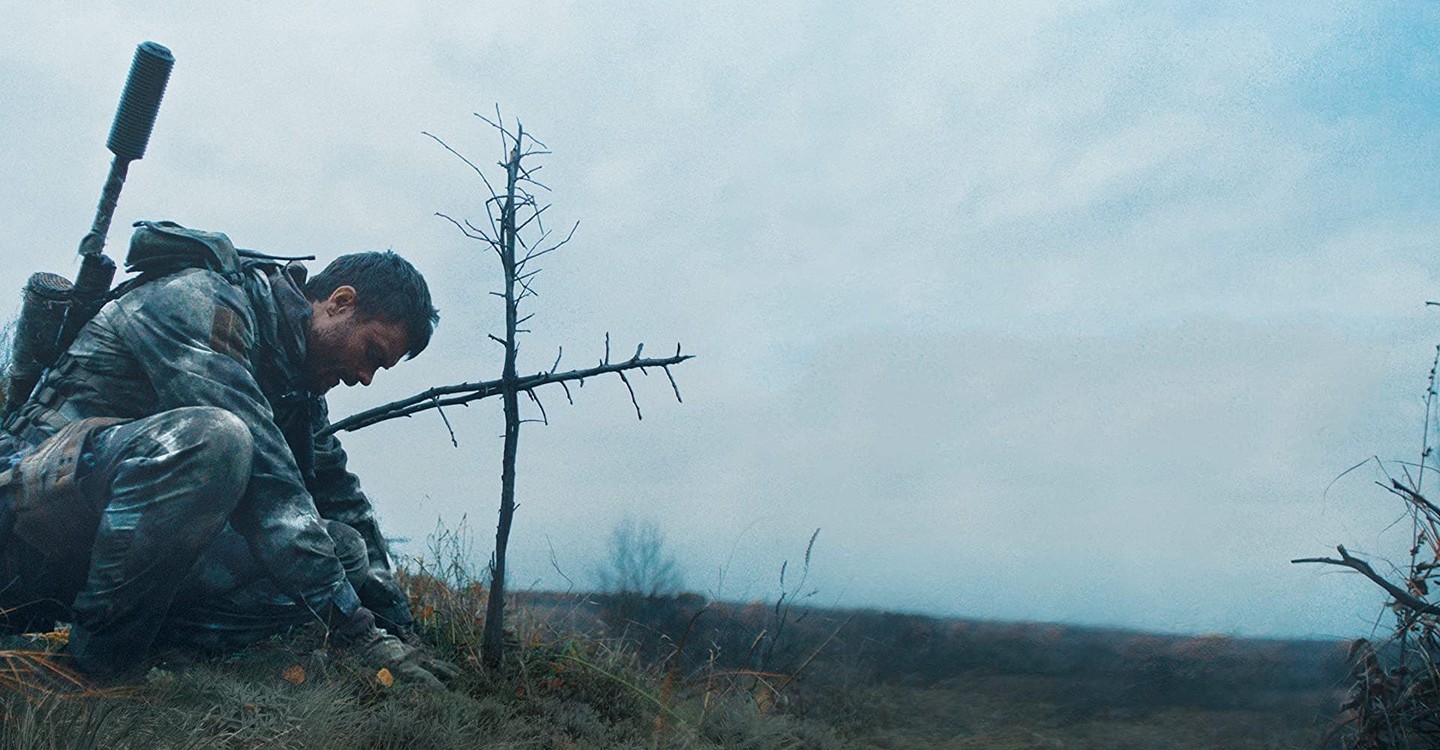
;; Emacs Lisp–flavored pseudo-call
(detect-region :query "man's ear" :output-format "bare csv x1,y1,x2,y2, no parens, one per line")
325,285,358,316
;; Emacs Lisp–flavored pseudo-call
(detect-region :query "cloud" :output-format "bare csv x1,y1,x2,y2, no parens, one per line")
1,1,1436,637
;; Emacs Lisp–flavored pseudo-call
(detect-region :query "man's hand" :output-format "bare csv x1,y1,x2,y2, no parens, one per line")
357,630,462,690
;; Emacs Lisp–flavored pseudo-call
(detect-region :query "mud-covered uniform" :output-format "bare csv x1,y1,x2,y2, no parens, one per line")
0,261,411,677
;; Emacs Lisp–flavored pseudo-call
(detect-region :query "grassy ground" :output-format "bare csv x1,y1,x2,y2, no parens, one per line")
0,569,1345,748
0,624,847,749
0,623,1343,749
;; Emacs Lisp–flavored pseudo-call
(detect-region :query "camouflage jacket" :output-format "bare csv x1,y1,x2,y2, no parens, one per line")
5,263,409,626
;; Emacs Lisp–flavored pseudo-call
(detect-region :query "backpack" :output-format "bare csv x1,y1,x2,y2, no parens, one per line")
119,220,313,289
1,221,311,424
123,220,244,282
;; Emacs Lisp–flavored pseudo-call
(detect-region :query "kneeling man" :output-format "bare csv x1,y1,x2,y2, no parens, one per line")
0,224,455,687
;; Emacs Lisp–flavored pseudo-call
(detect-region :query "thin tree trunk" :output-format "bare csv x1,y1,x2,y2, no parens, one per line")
481,126,524,671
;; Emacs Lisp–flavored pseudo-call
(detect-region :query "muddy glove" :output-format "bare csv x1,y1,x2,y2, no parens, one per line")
356,629,462,690
325,590,460,690
391,623,427,648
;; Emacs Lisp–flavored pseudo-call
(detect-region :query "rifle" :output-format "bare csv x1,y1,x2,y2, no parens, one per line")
3,42,173,417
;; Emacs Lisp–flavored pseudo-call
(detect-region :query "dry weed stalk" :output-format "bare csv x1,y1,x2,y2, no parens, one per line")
1295,344,1440,748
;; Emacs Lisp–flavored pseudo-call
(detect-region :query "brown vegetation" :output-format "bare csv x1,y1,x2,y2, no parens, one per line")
1293,346,1440,748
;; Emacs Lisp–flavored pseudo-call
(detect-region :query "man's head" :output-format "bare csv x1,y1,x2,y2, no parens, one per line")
302,251,439,393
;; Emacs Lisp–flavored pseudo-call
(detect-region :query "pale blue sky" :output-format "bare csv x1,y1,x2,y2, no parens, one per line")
1,1,1438,638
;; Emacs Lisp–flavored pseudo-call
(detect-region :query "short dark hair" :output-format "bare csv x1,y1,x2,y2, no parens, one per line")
304,251,439,359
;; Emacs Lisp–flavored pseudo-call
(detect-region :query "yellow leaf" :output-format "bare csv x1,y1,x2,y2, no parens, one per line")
753,686,774,715
26,627,70,647
282,665,306,685
419,605,435,619
376,667,394,687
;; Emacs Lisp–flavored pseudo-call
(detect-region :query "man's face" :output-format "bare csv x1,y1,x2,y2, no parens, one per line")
305,285,411,394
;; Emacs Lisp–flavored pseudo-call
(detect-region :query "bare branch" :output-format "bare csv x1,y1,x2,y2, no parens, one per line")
425,131,500,201
463,218,497,245
516,161,552,190
324,350,695,434
1293,545,1440,616
516,275,540,300
515,203,552,235
422,131,484,181
1386,480,1440,518
519,127,548,150
523,221,580,264
475,109,519,152
435,212,486,241
518,228,541,253
519,226,552,255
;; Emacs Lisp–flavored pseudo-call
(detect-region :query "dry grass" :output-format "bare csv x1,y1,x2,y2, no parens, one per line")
0,612,1341,750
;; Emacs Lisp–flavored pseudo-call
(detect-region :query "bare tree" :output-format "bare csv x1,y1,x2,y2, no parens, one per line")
596,517,684,599
327,111,692,670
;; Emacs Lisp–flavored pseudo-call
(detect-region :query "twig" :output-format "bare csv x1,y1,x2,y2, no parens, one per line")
525,388,549,426
435,212,485,241
522,221,579,264
1385,480,1440,518
618,370,642,420
776,614,853,690
433,395,458,447
663,366,683,403
422,132,485,182
545,536,574,593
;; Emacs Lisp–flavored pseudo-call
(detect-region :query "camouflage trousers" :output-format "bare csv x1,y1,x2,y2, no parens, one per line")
0,406,367,679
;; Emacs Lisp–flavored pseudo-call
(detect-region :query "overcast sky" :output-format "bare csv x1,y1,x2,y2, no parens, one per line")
2,2,1438,639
